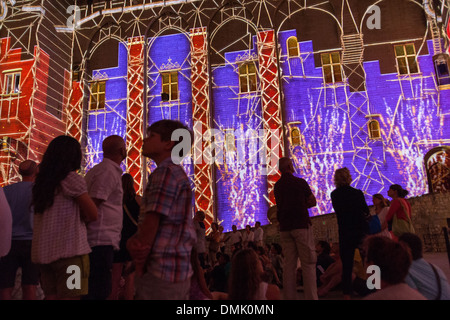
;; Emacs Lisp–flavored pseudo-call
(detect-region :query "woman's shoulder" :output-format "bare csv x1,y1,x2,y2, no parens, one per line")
60,171,87,194
332,186,362,197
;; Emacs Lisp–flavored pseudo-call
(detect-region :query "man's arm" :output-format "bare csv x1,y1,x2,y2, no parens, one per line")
127,211,161,276
75,193,98,223
306,192,317,208
91,198,104,208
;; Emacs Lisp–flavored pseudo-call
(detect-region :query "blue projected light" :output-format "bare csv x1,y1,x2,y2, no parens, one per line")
86,41,128,171
279,30,450,215
212,37,269,232
84,30,450,230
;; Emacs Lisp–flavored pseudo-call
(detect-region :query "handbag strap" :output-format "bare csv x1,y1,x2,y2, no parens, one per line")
397,198,412,223
124,204,138,226
430,263,442,300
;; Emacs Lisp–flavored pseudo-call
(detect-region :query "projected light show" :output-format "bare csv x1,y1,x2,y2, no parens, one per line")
1,0,450,233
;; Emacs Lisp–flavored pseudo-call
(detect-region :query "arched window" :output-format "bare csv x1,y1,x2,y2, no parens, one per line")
291,127,301,146
287,36,299,58
368,119,381,139
424,146,450,193
1,137,9,152
225,130,236,152
239,62,257,93
288,122,303,146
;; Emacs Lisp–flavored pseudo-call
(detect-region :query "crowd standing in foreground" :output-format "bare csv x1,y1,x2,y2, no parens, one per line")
0,124,449,300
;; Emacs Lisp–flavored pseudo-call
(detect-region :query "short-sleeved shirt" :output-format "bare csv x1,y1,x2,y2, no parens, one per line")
229,231,242,245
141,158,196,283
274,173,313,231
85,158,123,250
3,181,34,240
31,172,91,264
404,258,450,300
242,231,254,244
254,227,264,243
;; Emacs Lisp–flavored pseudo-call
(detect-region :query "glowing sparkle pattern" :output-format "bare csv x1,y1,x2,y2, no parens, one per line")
280,30,450,215
83,31,450,230
85,42,128,171
212,40,270,231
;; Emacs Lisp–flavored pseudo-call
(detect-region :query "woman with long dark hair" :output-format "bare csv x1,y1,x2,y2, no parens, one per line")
31,135,97,300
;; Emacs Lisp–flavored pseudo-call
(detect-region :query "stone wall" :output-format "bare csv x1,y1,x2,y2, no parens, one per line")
262,192,450,252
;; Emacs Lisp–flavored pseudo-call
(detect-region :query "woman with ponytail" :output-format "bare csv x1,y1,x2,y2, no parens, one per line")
386,184,415,241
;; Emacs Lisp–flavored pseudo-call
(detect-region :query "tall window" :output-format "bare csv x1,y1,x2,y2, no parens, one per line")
395,44,419,75
161,71,178,101
3,72,21,95
290,127,301,146
321,52,343,84
1,137,9,151
90,81,106,110
288,122,303,146
225,129,236,152
287,36,299,58
368,119,381,139
239,62,257,93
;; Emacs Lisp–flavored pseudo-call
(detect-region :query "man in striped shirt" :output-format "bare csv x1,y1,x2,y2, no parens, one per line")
127,120,196,300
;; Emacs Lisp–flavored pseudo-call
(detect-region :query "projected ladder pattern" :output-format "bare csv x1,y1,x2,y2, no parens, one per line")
258,30,283,206
127,36,145,195
190,27,215,228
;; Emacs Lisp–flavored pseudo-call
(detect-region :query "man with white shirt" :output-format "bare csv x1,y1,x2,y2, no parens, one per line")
83,135,126,300
242,225,254,248
227,225,242,254
253,221,264,247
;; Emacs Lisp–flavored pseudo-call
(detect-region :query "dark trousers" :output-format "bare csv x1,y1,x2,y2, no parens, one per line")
82,245,114,300
339,236,363,295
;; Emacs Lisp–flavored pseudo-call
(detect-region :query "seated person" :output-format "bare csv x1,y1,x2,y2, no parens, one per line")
399,233,450,300
315,240,335,286
208,253,230,293
363,236,426,300
317,245,345,297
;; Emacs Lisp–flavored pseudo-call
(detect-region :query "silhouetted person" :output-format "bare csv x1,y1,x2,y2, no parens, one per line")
274,157,318,300
84,135,126,300
331,167,369,299
1,160,39,300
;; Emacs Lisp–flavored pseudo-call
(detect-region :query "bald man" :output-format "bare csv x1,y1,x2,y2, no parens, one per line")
1,160,39,300
83,135,126,300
